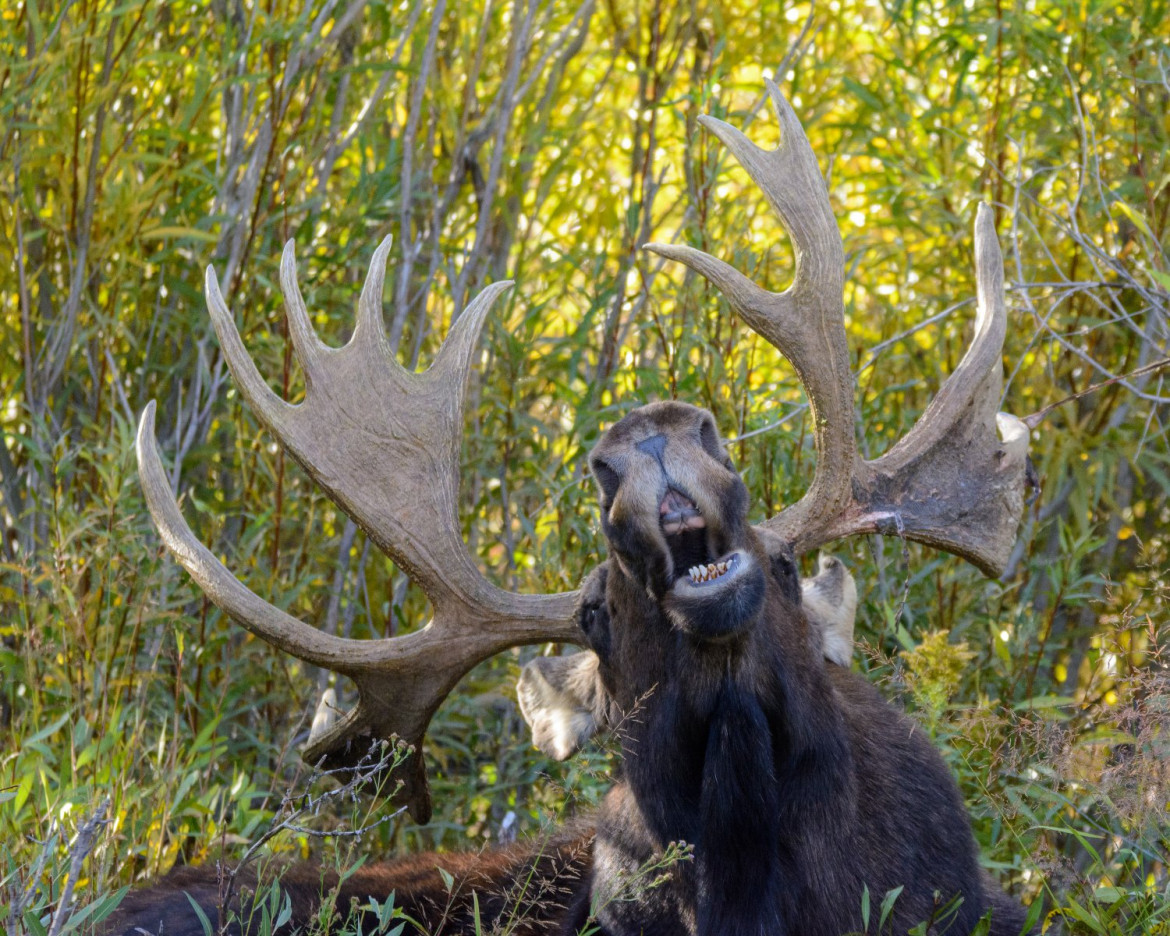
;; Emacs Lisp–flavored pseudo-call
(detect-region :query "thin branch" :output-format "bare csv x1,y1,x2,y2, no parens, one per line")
1023,358,1170,429
510,0,594,107
39,16,118,404
727,403,810,443
450,0,538,313
856,300,971,376
214,744,407,935
46,800,111,936
390,0,447,349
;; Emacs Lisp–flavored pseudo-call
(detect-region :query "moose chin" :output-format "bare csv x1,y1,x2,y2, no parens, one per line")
108,79,1034,936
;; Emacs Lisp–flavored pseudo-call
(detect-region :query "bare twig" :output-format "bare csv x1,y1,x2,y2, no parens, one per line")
214,743,408,935
6,823,59,936
1023,358,1170,429
450,0,538,313
856,300,972,376
312,0,423,203
39,20,118,404
727,403,810,442
390,0,447,350
46,799,111,936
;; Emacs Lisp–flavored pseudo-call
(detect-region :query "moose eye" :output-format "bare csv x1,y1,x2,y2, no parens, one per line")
591,458,621,500
699,419,730,466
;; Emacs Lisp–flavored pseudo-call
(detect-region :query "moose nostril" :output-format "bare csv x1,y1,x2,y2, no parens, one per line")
635,433,667,462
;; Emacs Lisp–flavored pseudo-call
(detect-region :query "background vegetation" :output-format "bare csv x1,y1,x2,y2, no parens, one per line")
1,0,1167,932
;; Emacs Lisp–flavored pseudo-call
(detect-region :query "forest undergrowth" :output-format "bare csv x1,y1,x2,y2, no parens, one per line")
1,0,1168,933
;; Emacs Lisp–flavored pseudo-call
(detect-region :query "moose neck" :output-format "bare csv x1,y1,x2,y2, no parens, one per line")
619,598,849,832
601,564,856,934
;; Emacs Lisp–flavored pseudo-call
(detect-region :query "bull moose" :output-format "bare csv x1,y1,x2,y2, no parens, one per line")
107,81,1034,935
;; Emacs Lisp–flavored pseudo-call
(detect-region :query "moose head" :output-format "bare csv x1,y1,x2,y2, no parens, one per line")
133,79,1034,934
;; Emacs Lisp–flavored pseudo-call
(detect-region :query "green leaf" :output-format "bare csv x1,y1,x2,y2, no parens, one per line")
24,910,49,936
274,890,293,930
140,226,218,243
1011,695,1077,711
1059,898,1109,933
1149,269,1170,291
184,892,214,936
879,885,904,928
57,888,131,934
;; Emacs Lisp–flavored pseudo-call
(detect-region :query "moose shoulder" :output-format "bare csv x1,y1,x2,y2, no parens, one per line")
112,79,1034,936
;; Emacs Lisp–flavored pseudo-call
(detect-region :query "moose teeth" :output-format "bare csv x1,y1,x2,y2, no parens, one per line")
688,560,730,584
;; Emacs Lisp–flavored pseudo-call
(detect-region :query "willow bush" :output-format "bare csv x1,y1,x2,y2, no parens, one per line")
1,0,1167,932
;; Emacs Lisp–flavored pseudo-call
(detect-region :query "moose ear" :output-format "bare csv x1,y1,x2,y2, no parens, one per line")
575,562,612,659
517,652,609,760
802,554,858,668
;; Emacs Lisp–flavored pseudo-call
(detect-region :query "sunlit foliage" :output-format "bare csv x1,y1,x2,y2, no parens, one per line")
1,0,1167,931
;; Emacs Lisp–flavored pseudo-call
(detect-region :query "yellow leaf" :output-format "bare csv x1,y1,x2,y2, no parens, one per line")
1112,201,1155,241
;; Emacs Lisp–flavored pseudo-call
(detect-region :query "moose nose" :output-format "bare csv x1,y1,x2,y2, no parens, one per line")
635,433,667,464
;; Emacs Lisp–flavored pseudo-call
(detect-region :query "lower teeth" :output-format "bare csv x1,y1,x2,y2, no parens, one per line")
688,561,730,583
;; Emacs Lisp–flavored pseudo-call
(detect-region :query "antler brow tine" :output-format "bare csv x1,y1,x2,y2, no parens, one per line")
136,401,368,674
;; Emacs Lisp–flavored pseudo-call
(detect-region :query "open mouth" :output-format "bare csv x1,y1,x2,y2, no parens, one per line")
657,486,764,640
658,488,740,590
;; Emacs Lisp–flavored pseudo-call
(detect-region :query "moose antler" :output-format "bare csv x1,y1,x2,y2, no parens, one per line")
646,80,1029,576
137,237,578,822
140,80,1028,824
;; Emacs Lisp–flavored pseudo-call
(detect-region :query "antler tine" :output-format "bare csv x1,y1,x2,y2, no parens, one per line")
137,402,370,674
279,240,327,382
818,204,1030,576
698,79,845,313
205,265,294,435
353,234,394,347
140,242,580,821
878,205,1006,469
646,80,857,552
431,280,514,389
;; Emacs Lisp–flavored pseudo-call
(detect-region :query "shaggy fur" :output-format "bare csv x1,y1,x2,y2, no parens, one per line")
569,401,1031,936
104,828,592,936
104,401,1031,936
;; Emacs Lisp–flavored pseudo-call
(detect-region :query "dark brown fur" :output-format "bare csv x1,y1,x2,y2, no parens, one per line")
568,402,1032,936
103,401,1032,936
104,827,592,936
